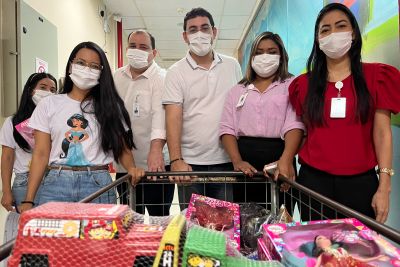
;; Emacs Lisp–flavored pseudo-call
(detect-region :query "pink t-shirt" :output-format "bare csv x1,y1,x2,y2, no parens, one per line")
220,77,304,139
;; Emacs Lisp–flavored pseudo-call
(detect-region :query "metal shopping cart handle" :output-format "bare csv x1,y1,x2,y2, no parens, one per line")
143,171,272,182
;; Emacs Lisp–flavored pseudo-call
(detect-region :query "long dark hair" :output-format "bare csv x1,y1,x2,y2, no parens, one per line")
60,41,134,161
304,3,371,126
12,72,57,152
240,31,292,86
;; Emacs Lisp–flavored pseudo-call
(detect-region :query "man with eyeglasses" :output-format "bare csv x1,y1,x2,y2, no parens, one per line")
162,7,242,207
114,30,174,216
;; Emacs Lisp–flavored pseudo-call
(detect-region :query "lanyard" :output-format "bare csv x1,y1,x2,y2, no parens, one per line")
335,81,343,97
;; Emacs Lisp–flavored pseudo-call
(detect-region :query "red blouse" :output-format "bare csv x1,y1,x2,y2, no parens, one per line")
289,63,400,175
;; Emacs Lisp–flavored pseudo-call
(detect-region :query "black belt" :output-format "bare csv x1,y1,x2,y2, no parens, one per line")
48,165,109,171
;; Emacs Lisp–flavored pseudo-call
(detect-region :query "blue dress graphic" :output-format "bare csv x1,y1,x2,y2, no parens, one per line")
65,131,89,165
60,114,90,166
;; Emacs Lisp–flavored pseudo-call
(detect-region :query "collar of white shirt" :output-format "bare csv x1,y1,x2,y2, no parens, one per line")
185,50,223,70
122,61,159,80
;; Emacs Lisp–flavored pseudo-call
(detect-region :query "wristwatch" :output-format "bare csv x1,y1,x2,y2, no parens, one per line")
376,168,395,176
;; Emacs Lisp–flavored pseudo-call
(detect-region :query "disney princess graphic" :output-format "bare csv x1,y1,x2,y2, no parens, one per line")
60,114,89,165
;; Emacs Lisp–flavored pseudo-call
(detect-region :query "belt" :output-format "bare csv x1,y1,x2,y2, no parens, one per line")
48,165,109,171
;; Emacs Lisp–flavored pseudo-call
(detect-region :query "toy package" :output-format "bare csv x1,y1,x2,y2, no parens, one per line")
15,118,34,148
186,194,240,250
257,238,273,261
263,218,400,266
240,203,293,255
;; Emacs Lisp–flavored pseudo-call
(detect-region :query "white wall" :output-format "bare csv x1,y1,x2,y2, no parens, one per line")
23,0,117,78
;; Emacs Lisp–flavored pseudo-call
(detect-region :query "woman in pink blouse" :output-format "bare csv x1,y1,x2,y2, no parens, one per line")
219,31,305,205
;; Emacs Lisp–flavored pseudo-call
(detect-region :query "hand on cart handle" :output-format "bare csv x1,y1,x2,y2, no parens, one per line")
128,166,146,186
371,188,390,223
263,160,296,192
233,160,257,177
170,159,194,184
147,150,166,181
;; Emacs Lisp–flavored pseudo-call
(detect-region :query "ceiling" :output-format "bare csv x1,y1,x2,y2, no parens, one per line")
103,0,261,68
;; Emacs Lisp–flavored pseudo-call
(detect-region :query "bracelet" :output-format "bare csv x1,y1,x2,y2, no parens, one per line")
21,201,35,206
376,168,395,176
170,158,184,165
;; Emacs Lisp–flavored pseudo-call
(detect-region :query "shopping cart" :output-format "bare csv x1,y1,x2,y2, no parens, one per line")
1,171,399,266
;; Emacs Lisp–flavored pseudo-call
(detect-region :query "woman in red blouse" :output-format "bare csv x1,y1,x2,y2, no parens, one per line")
289,3,400,223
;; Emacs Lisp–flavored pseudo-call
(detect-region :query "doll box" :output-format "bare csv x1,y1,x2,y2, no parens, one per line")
263,218,400,266
185,193,240,250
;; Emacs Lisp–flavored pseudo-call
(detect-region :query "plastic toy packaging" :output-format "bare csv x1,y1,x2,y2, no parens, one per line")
186,194,240,250
15,118,34,148
240,204,293,255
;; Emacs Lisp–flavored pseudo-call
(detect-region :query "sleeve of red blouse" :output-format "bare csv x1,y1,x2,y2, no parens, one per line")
288,76,305,116
375,63,400,114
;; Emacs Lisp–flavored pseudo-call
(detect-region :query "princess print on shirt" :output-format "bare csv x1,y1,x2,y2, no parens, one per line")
60,114,90,166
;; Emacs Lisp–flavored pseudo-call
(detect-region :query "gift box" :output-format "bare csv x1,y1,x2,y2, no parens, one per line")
186,193,240,250
263,218,400,266
257,238,273,261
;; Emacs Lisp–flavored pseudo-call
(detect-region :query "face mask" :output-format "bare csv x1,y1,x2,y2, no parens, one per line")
251,54,280,78
32,90,54,105
188,31,212,56
319,31,352,59
126,48,150,69
69,64,101,90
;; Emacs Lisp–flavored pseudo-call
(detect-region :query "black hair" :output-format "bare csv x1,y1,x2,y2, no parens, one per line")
183,7,215,31
311,235,342,257
60,41,135,161
66,114,88,128
304,3,371,126
240,31,292,86
127,30,156,49
12,72,57,152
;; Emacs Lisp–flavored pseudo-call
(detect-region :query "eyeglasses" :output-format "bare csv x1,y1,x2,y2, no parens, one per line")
186,25,212,35
72,58,103,72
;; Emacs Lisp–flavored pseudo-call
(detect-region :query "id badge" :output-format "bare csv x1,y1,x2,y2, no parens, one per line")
236,92,248,108
330,97,346,118
133,103,140,117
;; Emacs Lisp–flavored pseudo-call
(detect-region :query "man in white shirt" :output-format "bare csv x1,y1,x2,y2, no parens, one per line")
114,30,173,216
162,8,242,207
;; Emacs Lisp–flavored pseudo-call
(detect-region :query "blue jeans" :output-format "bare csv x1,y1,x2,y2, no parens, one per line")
178,163,233,210
12,172,41,207
38,169,116,205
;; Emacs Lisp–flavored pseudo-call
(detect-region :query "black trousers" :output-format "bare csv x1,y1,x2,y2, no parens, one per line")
297,164,378,221
116,165,175,216
235,137,294,212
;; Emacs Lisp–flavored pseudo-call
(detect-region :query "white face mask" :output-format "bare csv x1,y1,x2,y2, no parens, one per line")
32,89,54,105
188,31,212,56
126,48,150,69
69,64,101,90
319,31,352,59
251,54,280,78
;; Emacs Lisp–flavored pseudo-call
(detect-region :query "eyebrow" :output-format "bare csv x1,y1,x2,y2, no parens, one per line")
188,23,210,29
320,19,348,28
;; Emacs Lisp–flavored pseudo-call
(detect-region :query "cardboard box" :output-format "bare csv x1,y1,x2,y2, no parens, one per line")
263,218,400,266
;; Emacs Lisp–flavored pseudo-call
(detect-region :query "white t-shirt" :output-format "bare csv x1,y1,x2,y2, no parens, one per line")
114,62,168,170
162,51,243,165
29,94,115,166
0,116,32,173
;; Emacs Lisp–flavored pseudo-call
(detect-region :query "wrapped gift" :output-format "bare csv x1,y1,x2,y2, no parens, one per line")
258,238,273,261
186,193,240,250
263,218,400,266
